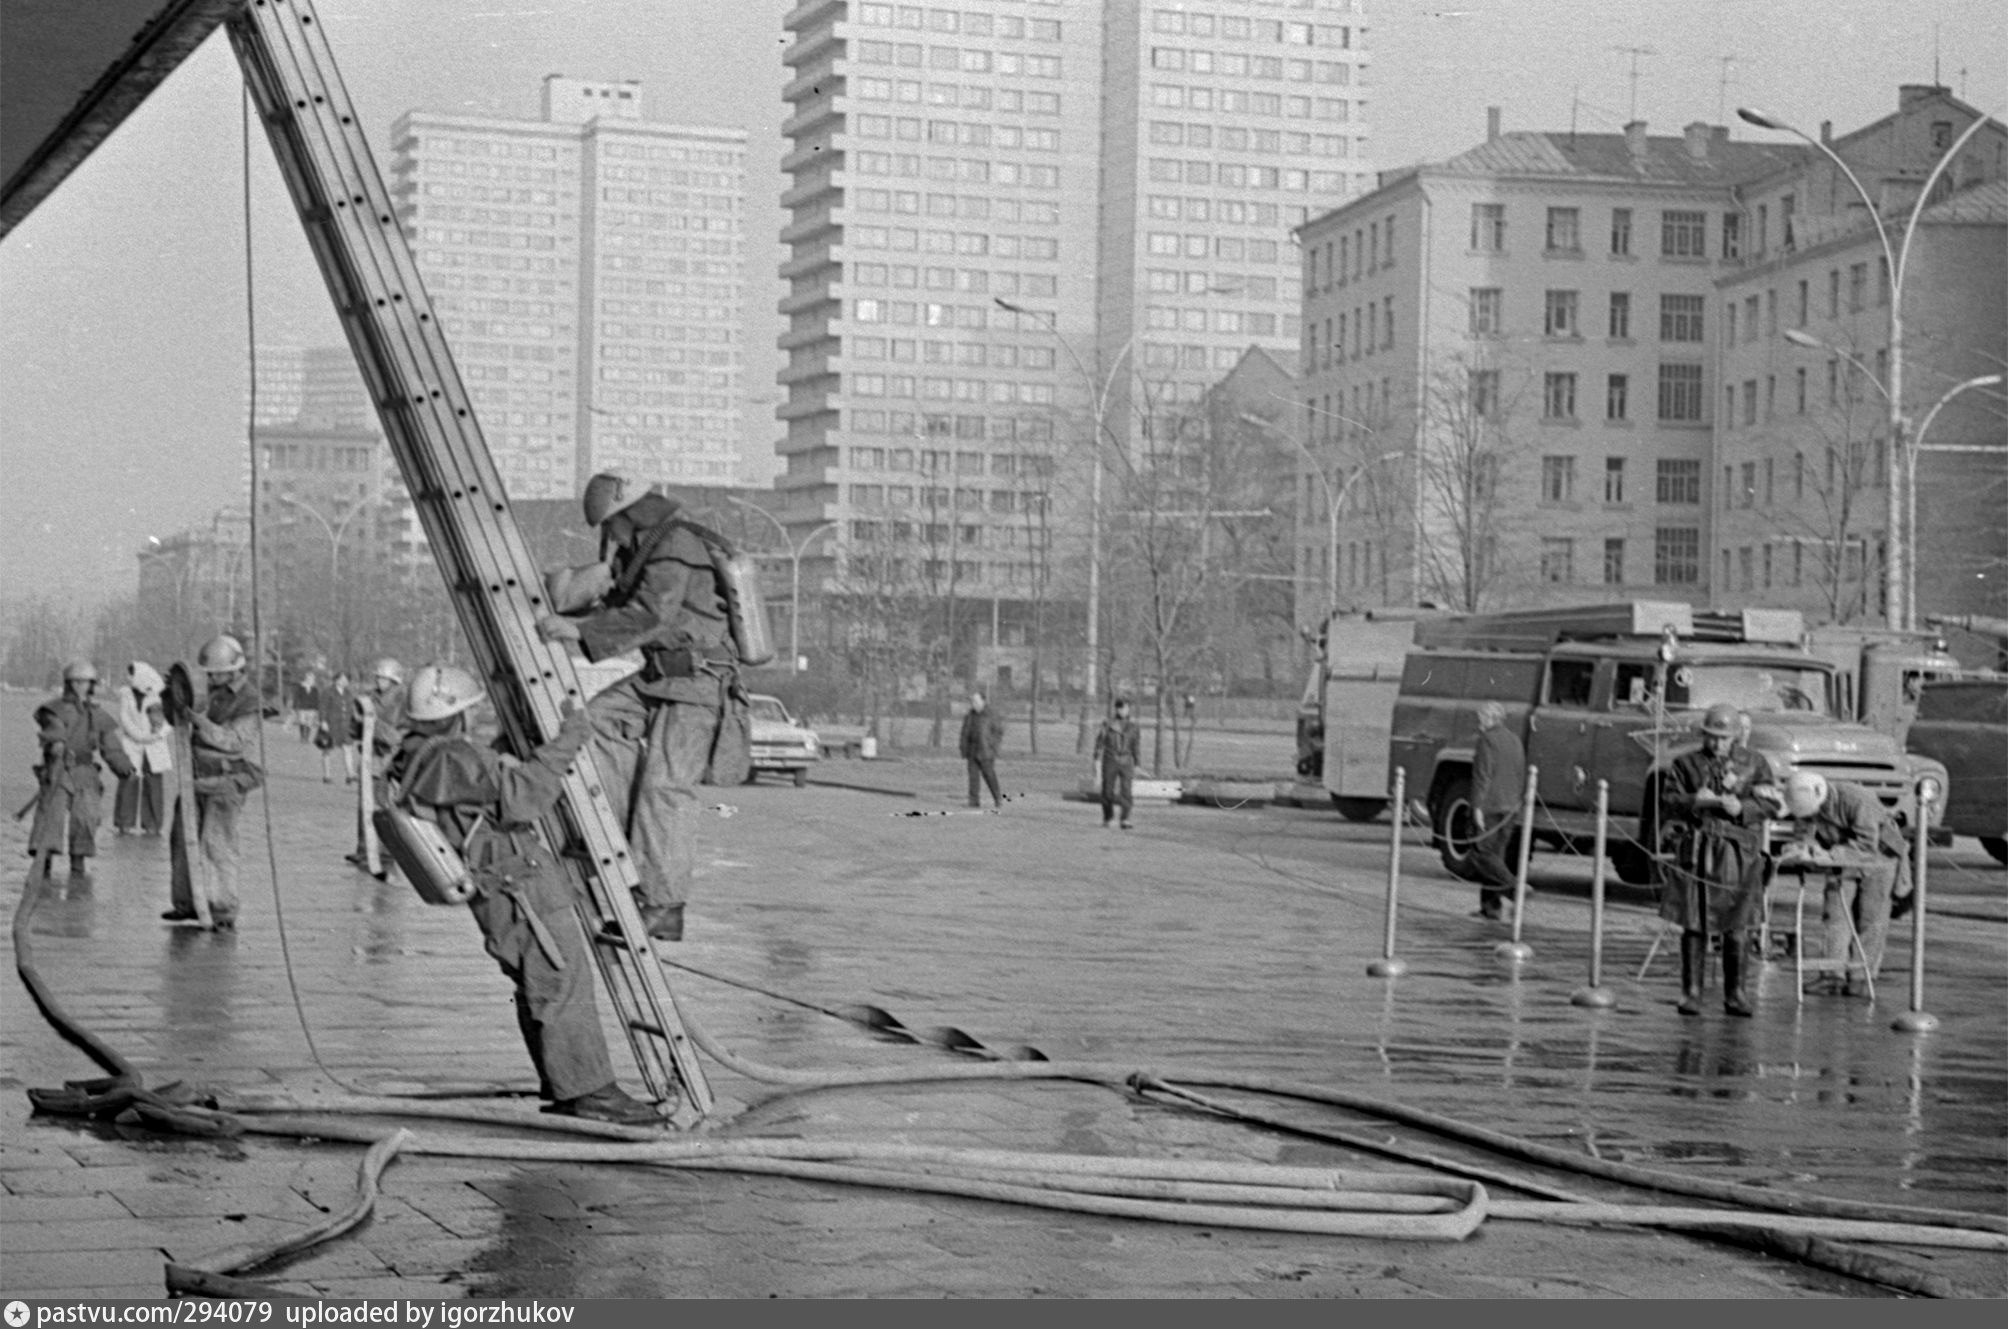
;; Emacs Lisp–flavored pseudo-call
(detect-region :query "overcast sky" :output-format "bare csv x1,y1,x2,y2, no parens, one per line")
2,0,2002,610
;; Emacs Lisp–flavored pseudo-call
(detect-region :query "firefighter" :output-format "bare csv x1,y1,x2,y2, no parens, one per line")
28,660,135,879
536,471,738,942
1657,702,1779,1017
1779,771,1910,995
1469,700,1527,920
387,663,664,1126
348,657,407,868
164,634,264,931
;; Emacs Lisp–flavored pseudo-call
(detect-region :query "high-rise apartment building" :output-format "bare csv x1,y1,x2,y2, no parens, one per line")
777,0,1370,667
389,78,749,500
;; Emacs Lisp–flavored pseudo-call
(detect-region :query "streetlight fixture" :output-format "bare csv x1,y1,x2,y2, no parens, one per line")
1782,328,2005,624
727,495,839,673
1737,103,2001,629
1240,411,1402,620
995,296,1131,711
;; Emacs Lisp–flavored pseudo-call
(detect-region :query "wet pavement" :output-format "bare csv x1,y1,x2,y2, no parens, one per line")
2,693,2004,1299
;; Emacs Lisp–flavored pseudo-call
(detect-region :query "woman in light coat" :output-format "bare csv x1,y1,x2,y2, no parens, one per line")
114,661,173,835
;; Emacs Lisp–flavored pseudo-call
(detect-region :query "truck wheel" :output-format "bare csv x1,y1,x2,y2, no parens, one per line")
1983,836,2007,866
1332,796,1386,823
1433,776,1482,881
793,768,809,788
1610,844,1655,886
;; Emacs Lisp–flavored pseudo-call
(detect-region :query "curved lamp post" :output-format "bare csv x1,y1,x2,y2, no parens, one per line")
1737,104,2001,630
1240,411,1401,619
728,495,838,672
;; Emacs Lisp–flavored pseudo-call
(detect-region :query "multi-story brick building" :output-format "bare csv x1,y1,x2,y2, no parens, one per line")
1713,87,2006,627
389,77,749,500
777,0,1369,689
1296,111,1809,617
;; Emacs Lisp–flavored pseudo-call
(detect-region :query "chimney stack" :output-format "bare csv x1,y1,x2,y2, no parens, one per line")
1820,120,1833,144
1487,106,1502,142
1899,83,1947,111
1624,120,1649,157
1683,121,1711,160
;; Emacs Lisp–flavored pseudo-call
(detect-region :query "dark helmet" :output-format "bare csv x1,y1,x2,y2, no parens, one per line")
1700,702,1740,738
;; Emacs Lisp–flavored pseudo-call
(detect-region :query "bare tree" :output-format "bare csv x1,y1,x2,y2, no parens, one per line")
1782,383,1885,624
1411,351,1538,612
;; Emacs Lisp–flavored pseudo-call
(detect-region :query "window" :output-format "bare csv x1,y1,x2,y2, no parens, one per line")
1721,212,1742,259
1545,207,1581,253
1657,363,1704,421
1471,203,1506,252
1795,279,1809,327
1764,457,1775,506
1763,543,1774,589
1604,456,1626,502
1661,210,1707,258
1656,458,1701,504
1739,546,1755,590
1544,372,1578,419
1781,195,1796,251
1469,369,1500,418
1659,294,1704,342
1743,295,1759,342
1603,538,1626,585
1739,461,1757,507
1543,289,1579,337
1726,301,1737,345
1606,374,1629,421
1469,287,1503,336
1795,368,1807,414
1541,454,1576,502
1541,539,1576,585
1794,451,1806,500
1610,208,1632,256
1848,262,1867,311
1742,379,1757,426
1654,527,1701,585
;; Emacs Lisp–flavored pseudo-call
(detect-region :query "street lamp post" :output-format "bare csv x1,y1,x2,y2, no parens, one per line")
1738,104,2001,630
277,493,369,664
995,298,1130,716
1240,412,1401,620
727,496,839,673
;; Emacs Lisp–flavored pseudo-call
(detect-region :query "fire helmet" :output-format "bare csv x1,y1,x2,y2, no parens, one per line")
1699,702,1740,738
198,634,247,673
582,470,647,526
63,658,99,684
406,664,485,722
370,657,405,687
1782,770,1829,819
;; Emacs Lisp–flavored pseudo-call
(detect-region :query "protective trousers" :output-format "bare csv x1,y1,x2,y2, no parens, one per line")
29,766,103,859
1823,860,1896,982
466,871,617,1102
585,680,719,910
189,792,242,919
1679,929,1751,1014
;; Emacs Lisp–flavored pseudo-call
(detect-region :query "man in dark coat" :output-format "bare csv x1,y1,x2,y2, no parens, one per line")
1093,697,1142,829
1780,771,1910,994
387,663,662,1126
538,471,736,941
958,688,1005,809
1469,700,1525,920
1657,702,1779,1016
29,659,135,879
164,634,264,931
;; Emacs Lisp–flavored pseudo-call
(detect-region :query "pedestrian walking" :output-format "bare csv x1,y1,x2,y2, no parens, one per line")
317,672,357,784
1093,697,1141,829
1778,771,1910,994
385,664,663,1126
536,471,746,942
349,657,406,869
959,688,1005,809
162,634,263,932
113,661,172,836
1657,702,1779,1017
27,660,135,879
1469,700,1525,921
294,669,321,743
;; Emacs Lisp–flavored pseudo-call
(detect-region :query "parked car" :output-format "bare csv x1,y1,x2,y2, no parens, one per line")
747,693,820,786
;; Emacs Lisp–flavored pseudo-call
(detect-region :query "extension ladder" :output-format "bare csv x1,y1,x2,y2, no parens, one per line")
227,0,712,1118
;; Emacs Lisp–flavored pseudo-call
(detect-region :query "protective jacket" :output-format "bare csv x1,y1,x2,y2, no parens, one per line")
1658,745,1770,933
570,496,734,706
1798,780,1908,860
192,680,264,798
1093,716,1141,773
36,695,135,788
959,707,1004,762
359,684,409,759
1471,724,1526,816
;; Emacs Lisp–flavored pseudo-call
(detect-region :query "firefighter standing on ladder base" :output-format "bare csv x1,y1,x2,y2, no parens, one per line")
1656,701,1781,1017
537,471,747,944
387,664,666,1126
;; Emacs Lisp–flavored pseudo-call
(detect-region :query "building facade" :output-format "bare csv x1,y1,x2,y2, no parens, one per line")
1713,88,2007,627
389,78,749,500
1297,112,1806,617
777,0,1370,691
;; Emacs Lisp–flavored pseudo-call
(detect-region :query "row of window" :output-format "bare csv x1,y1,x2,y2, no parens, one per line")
1719,444,1886,510
847,410,1055,443
1150,9,1357,45
853,42,1064,78
1304,215,1394,290
851,445,1054,475
1143,306,1281,336
1148,46,1354,84
1724,262,1891,344
848,337,1058,369
1537,456,1703,506
849,78,1065,115
852,152,1062,189
849,191,1066,228
849,374,1058,404
1146,269,1282,299
1147,121,1355,157
851,116,1060,150
1532,532,1704,586
1305,297,1394,366
597,143,741,167
595,166,739,188
853,6,1063,41
1146,158,1347,192
1147,83,1356,122
1721,359,1885,429
849,264,1057,298
1466,364,1706,423
1468,204,1720,261
848,486,1051,517
1718,539,1880,595
1144,196,1290,235
405,160,565,185
840,550,1047,588
1463,288,1705,342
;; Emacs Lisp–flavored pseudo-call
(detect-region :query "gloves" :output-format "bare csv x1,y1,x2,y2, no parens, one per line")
533,703,596,774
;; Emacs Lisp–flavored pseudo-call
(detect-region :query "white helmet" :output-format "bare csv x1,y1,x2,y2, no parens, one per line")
63,658,100,684
370,657,405,687
1783,770,1829,820
406,664,485,722
198,634,247,673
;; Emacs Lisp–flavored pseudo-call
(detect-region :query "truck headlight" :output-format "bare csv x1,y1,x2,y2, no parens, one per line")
1916,774,1943,806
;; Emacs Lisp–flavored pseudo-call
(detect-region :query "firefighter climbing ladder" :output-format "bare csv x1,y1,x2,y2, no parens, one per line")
227,0,713,1117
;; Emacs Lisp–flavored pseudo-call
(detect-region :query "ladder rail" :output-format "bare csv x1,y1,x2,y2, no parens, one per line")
227,0,712,1116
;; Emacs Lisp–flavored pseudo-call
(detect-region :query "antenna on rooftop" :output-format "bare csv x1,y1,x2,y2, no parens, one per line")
1933,23,1941,85
1612,44,1656,122
1715,55,1738,123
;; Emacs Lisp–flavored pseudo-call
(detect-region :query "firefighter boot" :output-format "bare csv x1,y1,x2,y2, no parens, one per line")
1722,933,1755,1018
1677,930,1706,1016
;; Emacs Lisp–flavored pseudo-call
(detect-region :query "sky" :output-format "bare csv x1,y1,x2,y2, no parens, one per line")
1,0,2002,610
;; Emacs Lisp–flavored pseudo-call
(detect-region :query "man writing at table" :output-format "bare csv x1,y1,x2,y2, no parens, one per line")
1777,771,1913,997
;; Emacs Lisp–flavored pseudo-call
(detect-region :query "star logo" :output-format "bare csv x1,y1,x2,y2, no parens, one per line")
5,1300,32,1327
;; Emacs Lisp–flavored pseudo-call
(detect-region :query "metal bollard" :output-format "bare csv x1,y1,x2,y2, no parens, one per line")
1571,780,1616,1008
1891,791,1939,1033
1368,767,1409,977
1495,765,1537,964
